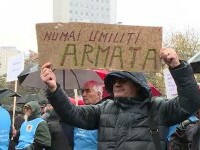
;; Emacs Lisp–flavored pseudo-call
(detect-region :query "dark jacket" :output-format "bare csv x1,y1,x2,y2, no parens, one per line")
46,61,200,150
44,109,73,150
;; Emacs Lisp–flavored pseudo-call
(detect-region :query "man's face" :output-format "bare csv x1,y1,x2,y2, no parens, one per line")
82,85,100,105
113,78,139,97
23,105,32,117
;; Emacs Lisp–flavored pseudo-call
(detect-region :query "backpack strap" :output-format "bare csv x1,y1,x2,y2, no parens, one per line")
148,102,163,150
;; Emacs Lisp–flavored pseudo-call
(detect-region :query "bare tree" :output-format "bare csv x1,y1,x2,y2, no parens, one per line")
163,28,200,60
148,28,200,96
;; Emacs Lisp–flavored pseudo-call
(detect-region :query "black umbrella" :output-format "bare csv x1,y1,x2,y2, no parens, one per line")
188,52,200,73
17,93,48,105
17,64,105,90
17,63,39,85
0,88,21,100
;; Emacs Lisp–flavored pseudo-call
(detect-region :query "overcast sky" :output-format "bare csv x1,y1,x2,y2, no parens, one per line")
1,0,200,52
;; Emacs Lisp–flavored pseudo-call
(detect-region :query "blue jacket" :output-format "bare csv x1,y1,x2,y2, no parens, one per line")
74,128,97,150
16,118,44,149
0,106,11,150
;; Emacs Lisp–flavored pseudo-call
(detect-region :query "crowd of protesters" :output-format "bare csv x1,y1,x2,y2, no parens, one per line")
0,47,200,150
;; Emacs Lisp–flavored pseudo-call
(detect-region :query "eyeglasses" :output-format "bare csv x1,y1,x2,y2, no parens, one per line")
113,78,129,84
23,106,31,111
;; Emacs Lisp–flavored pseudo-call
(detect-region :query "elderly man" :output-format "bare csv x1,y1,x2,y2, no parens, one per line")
40,48,200,150
73,80,104,150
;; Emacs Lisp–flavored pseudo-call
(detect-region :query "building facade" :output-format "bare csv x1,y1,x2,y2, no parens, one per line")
53,0,117,24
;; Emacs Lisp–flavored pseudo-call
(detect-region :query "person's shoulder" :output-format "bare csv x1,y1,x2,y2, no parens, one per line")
101,98,114,104
151,96,167,107
95,98,114,109
37,118,48,127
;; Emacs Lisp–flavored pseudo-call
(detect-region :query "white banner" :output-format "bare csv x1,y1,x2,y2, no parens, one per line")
6,53,24,82
163,68,177,99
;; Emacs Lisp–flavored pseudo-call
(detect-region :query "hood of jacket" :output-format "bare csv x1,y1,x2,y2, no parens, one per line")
24,101,41,120
104,71,151,99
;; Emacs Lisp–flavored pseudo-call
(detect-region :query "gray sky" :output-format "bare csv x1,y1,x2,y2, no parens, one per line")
1,0,200,52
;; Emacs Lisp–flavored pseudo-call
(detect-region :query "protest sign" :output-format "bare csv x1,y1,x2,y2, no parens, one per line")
163,68,177,99
36,22,162,72
7,53,24,82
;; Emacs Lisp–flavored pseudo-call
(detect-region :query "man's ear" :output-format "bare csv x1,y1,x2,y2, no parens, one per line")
97,92,101,98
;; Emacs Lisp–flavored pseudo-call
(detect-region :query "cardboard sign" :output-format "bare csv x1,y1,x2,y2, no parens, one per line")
36,22,162,72
7,53,24,82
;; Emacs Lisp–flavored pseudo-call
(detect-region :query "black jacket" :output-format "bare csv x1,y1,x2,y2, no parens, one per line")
46,61,200,150
44,110,73,150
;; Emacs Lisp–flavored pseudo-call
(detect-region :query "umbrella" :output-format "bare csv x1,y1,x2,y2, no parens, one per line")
68,97,84,105
16,93,48,105
0,88,21,100
18,64,108,90
148,83,162,97
18,64,161,96
188,51,200,73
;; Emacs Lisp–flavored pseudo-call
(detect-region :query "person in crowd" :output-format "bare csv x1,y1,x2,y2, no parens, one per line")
167,108,200,150
8,105,24,150
42,103,73,150
13,101,51,150
39,100,48,115
73,80,104,150
9,105,24,130
0,103,11,150
0,88,21,150
40,48,200,150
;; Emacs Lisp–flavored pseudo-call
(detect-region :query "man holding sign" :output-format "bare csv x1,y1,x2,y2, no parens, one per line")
40,48,200,150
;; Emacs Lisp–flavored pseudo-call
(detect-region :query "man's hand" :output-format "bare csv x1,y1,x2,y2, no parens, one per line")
160,48,180,68
12,126,17,137
40,62,57,92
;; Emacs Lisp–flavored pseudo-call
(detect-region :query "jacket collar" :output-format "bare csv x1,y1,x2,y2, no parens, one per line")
114,97,151,109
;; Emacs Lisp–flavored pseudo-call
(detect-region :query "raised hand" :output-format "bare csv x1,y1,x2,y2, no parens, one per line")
160,48,180,68
40,62,57,92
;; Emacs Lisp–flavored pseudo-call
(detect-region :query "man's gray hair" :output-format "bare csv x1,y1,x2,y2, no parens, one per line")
83,80,104,99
